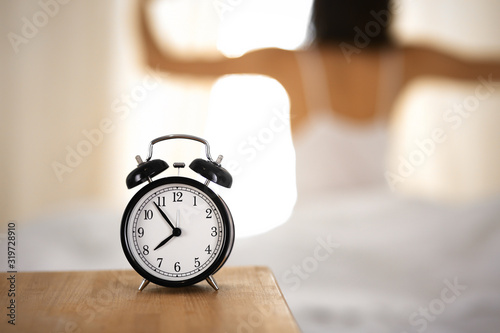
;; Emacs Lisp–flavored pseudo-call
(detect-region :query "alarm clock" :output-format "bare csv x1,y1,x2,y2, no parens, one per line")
120,134,234,291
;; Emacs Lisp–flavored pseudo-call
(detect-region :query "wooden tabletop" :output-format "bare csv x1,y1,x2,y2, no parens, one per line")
1,266,300,333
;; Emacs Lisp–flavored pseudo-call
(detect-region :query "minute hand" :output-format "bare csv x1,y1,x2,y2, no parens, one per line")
153,202,175,230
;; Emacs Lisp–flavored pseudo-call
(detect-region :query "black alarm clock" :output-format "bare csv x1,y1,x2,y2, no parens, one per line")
120,134,234,291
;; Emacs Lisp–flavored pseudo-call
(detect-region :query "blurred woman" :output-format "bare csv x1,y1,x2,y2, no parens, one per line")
137,0,500,133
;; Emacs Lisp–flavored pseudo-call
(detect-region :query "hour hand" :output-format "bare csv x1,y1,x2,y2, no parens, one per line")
154,233,175,251
153,227,181,251
153,202,175,230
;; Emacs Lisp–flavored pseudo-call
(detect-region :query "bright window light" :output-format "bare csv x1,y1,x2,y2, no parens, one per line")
149,0,313,58
216,0,314,57
204,75,296,238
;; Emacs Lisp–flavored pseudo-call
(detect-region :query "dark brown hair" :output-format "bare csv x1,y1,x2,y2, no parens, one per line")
311,0,392,46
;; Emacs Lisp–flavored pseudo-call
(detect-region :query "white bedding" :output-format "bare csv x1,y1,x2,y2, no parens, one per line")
229,186,500,332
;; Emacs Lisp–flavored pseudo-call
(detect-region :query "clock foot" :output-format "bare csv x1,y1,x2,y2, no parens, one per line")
138,278,150,292
206,275,219,291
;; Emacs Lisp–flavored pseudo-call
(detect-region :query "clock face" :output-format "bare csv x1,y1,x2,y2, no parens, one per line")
121,176,234,287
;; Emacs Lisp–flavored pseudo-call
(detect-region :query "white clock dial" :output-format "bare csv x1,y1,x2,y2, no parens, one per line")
126,183,224,281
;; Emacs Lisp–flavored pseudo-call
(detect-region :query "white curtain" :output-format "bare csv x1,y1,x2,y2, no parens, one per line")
1,0,126,222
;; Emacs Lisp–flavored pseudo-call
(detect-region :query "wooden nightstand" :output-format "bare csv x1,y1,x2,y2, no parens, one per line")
1,266,300,332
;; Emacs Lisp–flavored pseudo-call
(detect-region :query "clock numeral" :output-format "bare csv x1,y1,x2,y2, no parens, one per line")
156,196,166,207
142,245,149,255
211,227,218,237
174,261,181,272
144,210,153,220
157,258,163,268
205,245,212,254
206,208,212,219
173,192,183,202
137,227,144,238
194,257,200,268
193,196,197,206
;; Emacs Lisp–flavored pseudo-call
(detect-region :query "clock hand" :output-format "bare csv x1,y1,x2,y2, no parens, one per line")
153,202,175,230
153,227,182,251
153,233,174,251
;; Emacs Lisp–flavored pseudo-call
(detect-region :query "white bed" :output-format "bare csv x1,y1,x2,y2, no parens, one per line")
229,185,500,332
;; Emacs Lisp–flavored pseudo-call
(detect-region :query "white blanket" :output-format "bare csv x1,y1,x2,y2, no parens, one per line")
229,186,500,332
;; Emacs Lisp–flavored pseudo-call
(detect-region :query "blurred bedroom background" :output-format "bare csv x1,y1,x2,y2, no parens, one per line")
2,0,498,237
1,0,500,332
